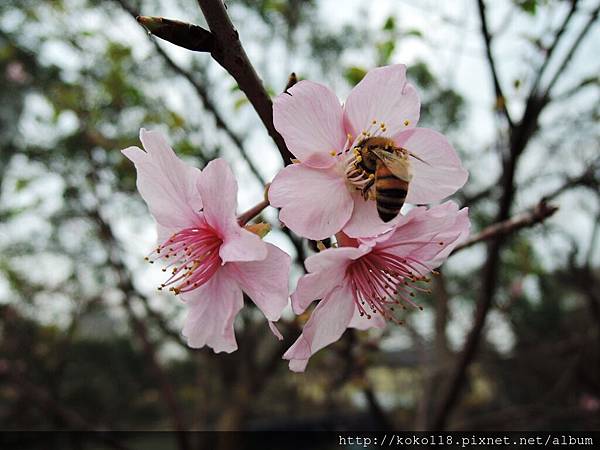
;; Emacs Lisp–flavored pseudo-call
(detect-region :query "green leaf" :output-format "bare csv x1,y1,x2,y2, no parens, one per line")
344,66,367,87
405,28,423,38
167,111,185,129
407,61,435,88
234,96,249,110
383,16,395,31
15,178,30,191
377,40,395,65
514,0,538,15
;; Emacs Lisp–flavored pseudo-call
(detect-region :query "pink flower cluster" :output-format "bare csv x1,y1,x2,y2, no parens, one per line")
123,64,470,371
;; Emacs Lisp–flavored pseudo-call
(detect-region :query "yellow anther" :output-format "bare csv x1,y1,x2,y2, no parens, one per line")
403,119,410,126
330,150,337,156
371,119,377,125
347,133,353,140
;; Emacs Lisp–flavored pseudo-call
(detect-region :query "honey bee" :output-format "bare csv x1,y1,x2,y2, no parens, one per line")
349,136,425,222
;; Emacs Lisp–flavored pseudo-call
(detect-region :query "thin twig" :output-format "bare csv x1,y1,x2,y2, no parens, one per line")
237,197,269,226
529,0,579,97
477,0,514,128
113,0,266,184
451,200,558,254
196,0,294,165
543,3,600,97
91,209,190,450
430,1,594,426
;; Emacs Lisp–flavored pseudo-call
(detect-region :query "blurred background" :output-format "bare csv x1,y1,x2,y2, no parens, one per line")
1,0,599,444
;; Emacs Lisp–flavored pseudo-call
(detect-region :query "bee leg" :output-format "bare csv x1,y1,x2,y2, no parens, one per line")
361,178,374,200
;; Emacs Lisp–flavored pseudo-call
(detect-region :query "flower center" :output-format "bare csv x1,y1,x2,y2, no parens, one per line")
347,249,433,323
146,220,223,295
339,120,397,197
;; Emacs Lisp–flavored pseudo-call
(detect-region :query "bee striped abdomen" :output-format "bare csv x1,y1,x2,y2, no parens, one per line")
375,168,408,222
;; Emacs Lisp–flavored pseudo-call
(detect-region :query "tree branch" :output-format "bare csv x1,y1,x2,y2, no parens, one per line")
451,200,558,254
543,3,600,97
529,0,579,97
477,0,514,128
433,166,594,429
196,0,294,165
430,1,598,428
91,209,190,450
113,0,266,184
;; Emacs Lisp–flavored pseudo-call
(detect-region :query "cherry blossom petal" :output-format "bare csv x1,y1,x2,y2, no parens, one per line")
197,158,267,263
219,227,268,264
273,80,346,162
393,128,468,204
304,245,366,272
283,283,355,372
344,64,420,138
269,321,284,340
426,207,470,267
376,202,470,274
343,191,403,238
291,246,368,314
269,163,353,240
226,243,291,321
348,306,386,330
376,202,458,249
122,129,203,233
181,269,243,353
291,271,341,315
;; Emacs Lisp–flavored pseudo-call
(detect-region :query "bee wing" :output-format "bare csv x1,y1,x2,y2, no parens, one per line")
371,148,412,182
408,151,431,166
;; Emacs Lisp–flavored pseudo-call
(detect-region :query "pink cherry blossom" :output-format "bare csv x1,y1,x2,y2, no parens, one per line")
269,64,468,240
123,129,291,353
283,201,470,372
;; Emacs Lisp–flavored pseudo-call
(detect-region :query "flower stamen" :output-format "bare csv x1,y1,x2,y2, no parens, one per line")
347,249,431,323
146,221,222,294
